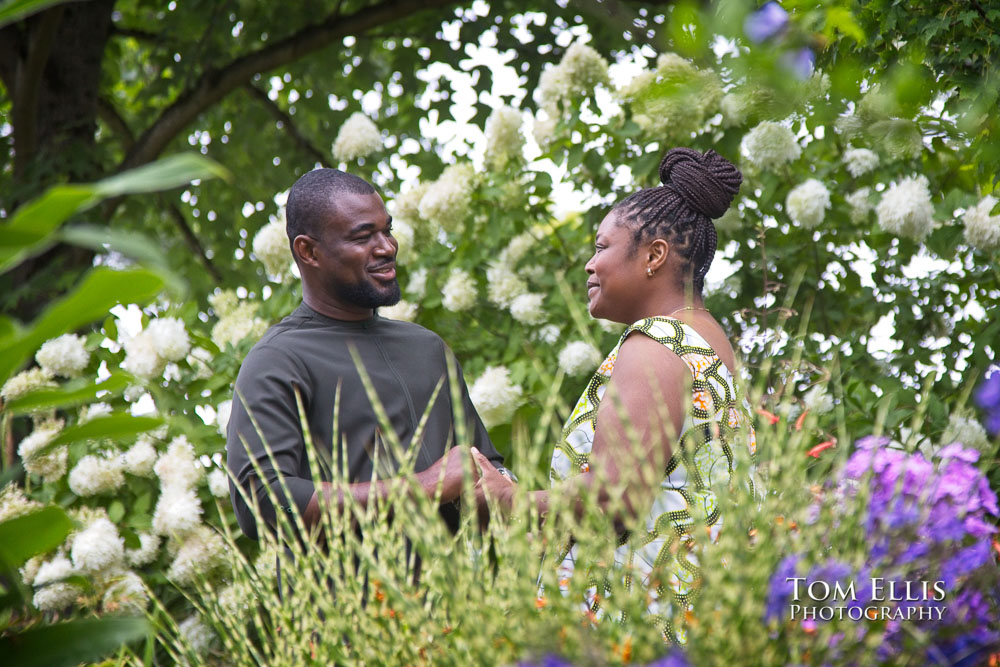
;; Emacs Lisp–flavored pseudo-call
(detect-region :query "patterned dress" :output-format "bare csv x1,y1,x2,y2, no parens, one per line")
548,316,759,644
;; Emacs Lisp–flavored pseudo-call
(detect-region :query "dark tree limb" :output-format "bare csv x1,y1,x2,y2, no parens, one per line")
245,84,332,168
12,6,64,177
120,0,457,171
162,197,224,283
97,96,135,150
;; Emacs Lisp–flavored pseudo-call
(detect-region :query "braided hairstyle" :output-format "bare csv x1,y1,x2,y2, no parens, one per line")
615,147,742,293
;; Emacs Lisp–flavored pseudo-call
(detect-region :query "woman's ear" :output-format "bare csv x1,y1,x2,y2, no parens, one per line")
647,238,669,273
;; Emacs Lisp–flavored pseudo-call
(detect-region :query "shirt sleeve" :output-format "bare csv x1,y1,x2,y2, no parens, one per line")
226,343,316,540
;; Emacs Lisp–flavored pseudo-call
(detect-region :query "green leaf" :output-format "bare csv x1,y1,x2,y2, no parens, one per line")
93,154,230,198
0,267,165,384
0,506,74,568
3,373,131,414
0,0,79,29
0,617,150,667
0,186,93,274
48,414,163,448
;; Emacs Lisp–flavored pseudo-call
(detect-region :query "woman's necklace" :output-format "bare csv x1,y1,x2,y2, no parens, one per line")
666,305,711,317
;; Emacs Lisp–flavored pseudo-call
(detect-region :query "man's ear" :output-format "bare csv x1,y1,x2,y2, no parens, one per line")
293,234,319,268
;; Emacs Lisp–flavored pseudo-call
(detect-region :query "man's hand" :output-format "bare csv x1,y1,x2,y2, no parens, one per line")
472,447,515,516
418,445,479,503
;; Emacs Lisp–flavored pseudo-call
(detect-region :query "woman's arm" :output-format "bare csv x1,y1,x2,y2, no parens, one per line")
475,333,688,522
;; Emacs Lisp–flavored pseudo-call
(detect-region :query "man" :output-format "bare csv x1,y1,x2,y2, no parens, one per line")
226,168,508,540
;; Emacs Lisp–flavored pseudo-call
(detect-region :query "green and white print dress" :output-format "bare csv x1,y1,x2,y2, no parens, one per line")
549,316,759,644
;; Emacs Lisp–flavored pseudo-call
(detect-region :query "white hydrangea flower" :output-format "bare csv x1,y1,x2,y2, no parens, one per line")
0,485,41,523
391,182,429,224
208,290,240,317
35,334,89,378
509,293,545,325
442,269,477,312
219,582,251,617
741,121,801,169
152,486,202,536
18,421,68,482
484,106,525,171
71,517,125,574
785,179,831,229
405,267,428,299
538,41,610,109
33,583,81,611
846,187,873,223
620,53,722,140
502,232,535,265
1,367,56,402
536,324,561,344
720,92,748,127
252,218,294,282
842,147,879,178
167,526,227,586
186,347,214,380
207,468,229,498
391,219,415,264
876,175,935,241
34,552,75,588
332,112,384,162
123,438,158,477
123,330,166,380
802,385,834,414
146,317,191,362
127,532,161,567
68,455,125,496
419,163,475,233
20,555,43,586
597,319,625,334
941,412,990,452
154,436,204,490
962,195,1000,251
558,341,602,376
102,571,148,614
519,264,546,282
216,400,232,437
486,260,528,309
379,300,418,322
179,615,216,654
469,366,523,429
212,302,269,349
532,113,558,148
79,402,113,423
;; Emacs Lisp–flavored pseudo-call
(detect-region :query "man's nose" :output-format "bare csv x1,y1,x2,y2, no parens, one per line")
374,233,396,256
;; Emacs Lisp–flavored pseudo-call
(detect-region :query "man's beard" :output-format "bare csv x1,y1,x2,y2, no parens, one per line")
335,277,401,309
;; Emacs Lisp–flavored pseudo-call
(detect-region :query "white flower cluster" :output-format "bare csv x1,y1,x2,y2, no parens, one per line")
469,366,523,428
418,163,475,233
486,260,528,309
102,571,148,614
876,175,935,241
126,532,161,567
124,317,191,381
842,147,879,178
32,552,82,611
252,218,293,281
332,112,384,162
442,268,477,312
207,468,229,498
0,485,41,523
618,53,722,140
216,399,232,437
846,188,873,223
210,292,269,349
509,293,545,325
392,182,428,224
392,219,415,264
503,232,535,265
537,41,610,111
166,525,227,586
18,420,67,482
741,121,801,170
35,334,89,378
123,437,159,476
536,324,561,344
379,300,418,322
484,106,525,171
152,436,204,536
406,267,428,299
785,179,831,230
802,385,834,414
962,195,1000,251
68,454,125,496
1,366,56,402
179,614,217,655
941,412,990,452
558,341,602,376
71,517,125,574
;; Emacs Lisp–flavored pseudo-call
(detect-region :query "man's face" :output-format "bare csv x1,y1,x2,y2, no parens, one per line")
312,191,400,312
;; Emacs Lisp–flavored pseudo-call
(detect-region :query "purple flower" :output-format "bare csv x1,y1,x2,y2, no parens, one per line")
646,650,692,667
781,47,816,78
744,2,789,42
942,541,994,587
518,656,573,667
937,443,979,463
976,371,1000,436
765,554,801,622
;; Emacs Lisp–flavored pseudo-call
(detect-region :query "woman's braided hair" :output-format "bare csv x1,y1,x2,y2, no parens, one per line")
615,147,742,293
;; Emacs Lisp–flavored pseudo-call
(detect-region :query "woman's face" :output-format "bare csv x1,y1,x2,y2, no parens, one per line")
584,210,645,322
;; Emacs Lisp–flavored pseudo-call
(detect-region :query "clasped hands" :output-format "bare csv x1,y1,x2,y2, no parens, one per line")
426,445,515,516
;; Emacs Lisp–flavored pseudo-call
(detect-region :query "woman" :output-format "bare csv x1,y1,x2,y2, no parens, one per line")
473,147,759,644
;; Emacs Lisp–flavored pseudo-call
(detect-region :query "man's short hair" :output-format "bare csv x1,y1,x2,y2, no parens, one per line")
285,169,376,258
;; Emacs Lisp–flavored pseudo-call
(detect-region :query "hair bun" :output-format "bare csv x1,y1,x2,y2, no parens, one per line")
658,147,742,219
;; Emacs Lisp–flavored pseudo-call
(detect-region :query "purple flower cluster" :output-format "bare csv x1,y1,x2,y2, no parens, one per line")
976,370,1000,436
744,2,788,42
518,651,689,667
767,437,1000,660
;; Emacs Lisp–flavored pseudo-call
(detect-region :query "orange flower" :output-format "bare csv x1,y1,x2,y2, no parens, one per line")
794,409,809,431
613,636,633,663
807,440,836,458
535,596,547,609
756,409,780,425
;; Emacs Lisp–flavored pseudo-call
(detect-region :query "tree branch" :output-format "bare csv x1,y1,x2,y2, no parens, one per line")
97,96,135,150
162,197,224,283
244,83,332,168
120,0,457,171
109,25,163,43
12,6,64,177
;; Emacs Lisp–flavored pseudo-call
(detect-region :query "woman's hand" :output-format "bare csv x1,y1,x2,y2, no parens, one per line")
471,447,515,517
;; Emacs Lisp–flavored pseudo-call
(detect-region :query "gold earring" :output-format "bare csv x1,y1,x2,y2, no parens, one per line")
646,267,654,277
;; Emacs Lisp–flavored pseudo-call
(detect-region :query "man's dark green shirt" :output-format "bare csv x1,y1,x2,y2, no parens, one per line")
226,302,504,539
